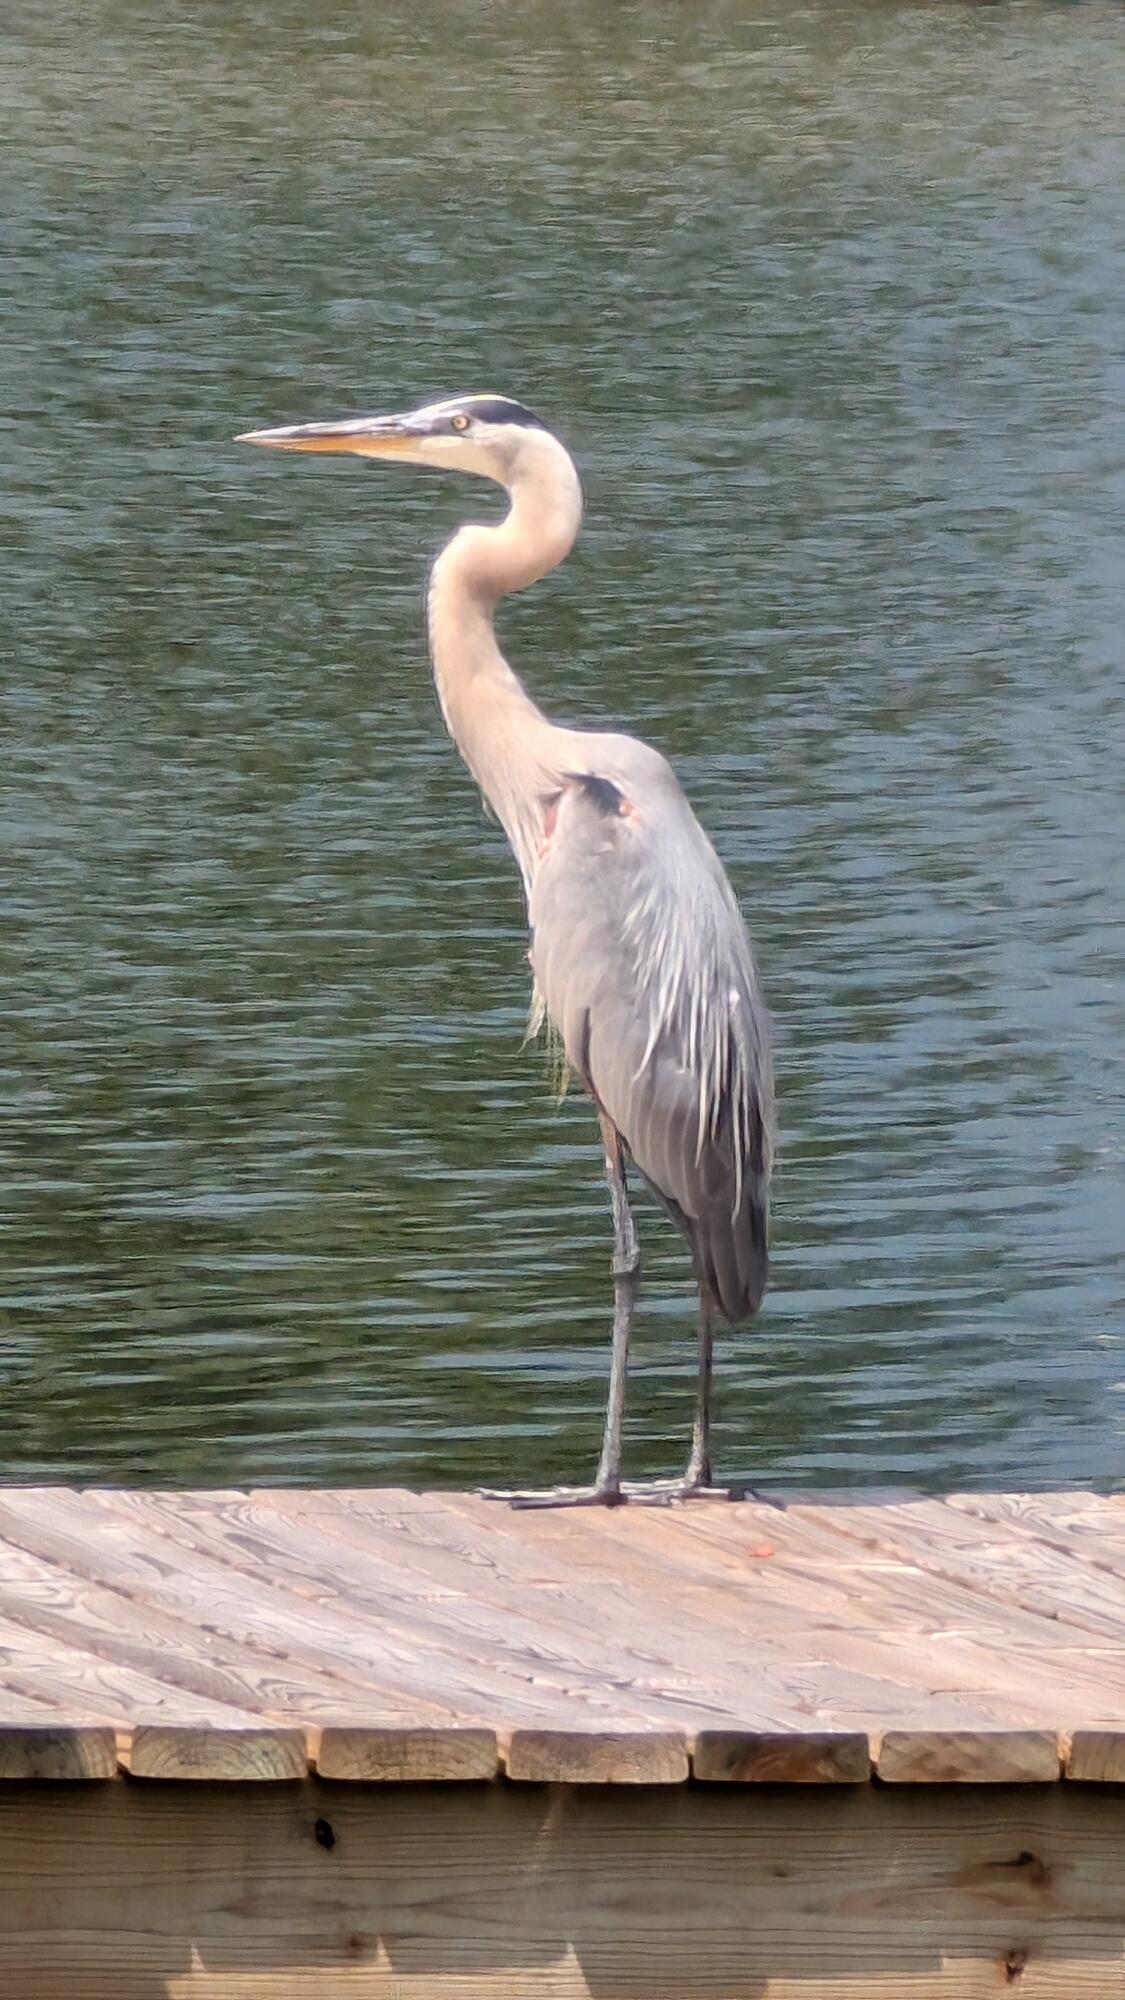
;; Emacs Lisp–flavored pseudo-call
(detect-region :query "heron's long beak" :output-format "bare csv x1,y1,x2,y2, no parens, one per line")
234,414,420,457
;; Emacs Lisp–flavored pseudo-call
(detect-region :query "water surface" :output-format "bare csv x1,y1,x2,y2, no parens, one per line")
3,0,1124,1487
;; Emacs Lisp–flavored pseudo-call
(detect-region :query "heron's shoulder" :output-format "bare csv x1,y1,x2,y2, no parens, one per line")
564,728,685,803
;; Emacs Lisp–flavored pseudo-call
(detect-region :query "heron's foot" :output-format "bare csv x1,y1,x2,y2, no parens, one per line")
477,1476,779,1510
478,1482,625,1510
725,1481,788,1509
619,1475,729,1506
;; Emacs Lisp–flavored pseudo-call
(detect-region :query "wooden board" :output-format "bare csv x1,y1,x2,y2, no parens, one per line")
0,1776,1123,1996
0,1486,1121,1782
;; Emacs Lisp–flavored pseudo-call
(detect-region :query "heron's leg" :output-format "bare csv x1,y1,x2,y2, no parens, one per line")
684,1291,714,1489
616,1292,719,1503
601,1112,640,1282
593,1113,639,1496
480,1114,638,1510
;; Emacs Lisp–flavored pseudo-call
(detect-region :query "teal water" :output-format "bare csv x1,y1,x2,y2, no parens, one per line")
2,0,1124,1487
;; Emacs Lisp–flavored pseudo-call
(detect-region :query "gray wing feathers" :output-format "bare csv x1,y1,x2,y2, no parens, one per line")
529,748,773,1324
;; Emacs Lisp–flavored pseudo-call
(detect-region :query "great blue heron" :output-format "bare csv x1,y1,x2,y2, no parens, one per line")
237,393,774,1505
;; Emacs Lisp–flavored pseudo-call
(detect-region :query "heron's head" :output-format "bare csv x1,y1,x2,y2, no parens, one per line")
236,392,564,492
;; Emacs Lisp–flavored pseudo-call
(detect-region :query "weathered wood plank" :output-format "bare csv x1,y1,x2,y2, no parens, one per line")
1064,1730,1125,1783
0,1491,501,1729
315,1726,499,1782
442,1498,1051,1744
561,1501,1125,1740
504,1728,690,1784
0,1495,464,1728
693,1729,871,1783
653,1495,1125,1659
127,1724,309,1781
766,1494,1125,1647
493,1499,1117,1750
0,1777,1121,1996
877,1729,1061,1784
0,1608,280,1734
0,1488,1116,1780
74,1489,744,1731
0,1725,117,1780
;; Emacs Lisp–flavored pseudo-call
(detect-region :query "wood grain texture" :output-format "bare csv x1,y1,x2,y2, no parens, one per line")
1064,1730,1125,1782
0,1487,1117,1782
0,1725,117,1780
127,1725,308,1781
0,1777,1122,1996
693,1729,871,1783
315,1726,499,1782
504,1728,690,1784
877,1729,1061,1783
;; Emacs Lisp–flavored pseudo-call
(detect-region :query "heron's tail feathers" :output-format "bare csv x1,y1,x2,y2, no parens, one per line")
694,1181,769,1324
644,1167,768,1325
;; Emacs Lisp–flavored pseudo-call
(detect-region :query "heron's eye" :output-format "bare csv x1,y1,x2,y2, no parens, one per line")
450,413,470,433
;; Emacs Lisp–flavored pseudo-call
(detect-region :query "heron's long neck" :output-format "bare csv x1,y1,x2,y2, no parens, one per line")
427,447,582,890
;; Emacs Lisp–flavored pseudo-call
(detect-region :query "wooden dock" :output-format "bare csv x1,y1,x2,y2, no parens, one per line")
0,1485,1124,1994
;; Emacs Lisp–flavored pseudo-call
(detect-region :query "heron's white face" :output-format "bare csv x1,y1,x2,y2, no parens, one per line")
236,393,550,489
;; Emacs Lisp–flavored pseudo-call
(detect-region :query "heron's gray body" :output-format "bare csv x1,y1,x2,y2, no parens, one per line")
238,389,775,1500
528,734,771,1322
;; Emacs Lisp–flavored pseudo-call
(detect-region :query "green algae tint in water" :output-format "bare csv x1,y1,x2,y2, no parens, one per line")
2,0,1124,1488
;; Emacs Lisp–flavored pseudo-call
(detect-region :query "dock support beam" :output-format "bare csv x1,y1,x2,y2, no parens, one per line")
1,1777,1122,1996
